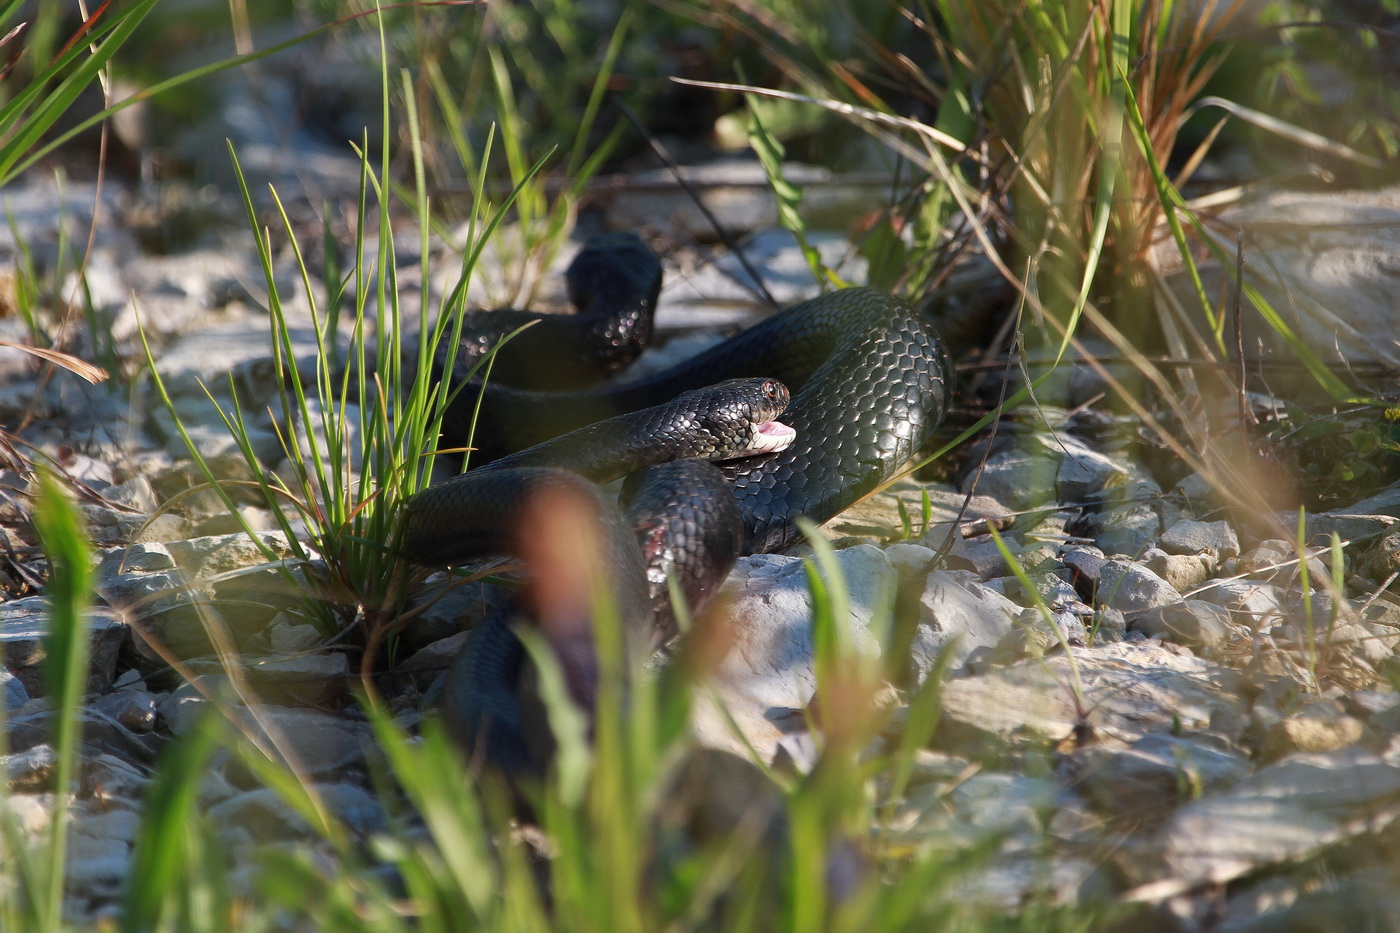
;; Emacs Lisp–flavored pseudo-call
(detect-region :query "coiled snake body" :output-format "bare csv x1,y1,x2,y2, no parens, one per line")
400,235,950,773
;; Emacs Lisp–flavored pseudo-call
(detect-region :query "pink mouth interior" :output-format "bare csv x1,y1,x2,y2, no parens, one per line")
761,417,795,439
758,420,796,446
719,419,795,461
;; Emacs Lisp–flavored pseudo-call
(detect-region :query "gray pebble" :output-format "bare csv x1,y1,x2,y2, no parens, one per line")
1160,519,1241,560
1131,600,1237,649
1097,560,1183,613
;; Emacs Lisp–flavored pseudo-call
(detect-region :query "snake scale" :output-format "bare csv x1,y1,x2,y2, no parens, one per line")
399,234,950,773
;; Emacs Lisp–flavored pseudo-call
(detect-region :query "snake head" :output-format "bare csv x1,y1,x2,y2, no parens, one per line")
673,377,795,461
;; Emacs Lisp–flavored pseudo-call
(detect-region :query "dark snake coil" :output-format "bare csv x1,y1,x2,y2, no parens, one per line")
400,234,951,773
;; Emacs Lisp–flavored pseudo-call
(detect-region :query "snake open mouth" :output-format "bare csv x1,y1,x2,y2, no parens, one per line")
737,419,796,457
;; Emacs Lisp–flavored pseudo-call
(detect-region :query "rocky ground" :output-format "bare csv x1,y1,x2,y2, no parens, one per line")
5,148,1400,929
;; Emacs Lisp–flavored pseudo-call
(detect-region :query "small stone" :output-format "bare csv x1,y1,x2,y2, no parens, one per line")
206,782,383,843
156,679,218,735
916,571,1022,675
1091,608,1127,641
1278,549,1335,592
191,505,280,537
72,804,142,845
1362,531,1400,582
693,546,905,759
0,599,130,696
1259,698,1365,760
935,640,1247,758
232,707,369,778
1013,572,1064,608
81,750,149,795
1218,871,1400,933
1237,544,1289,581
1344,689,1400,719
1060,545,1107,585
1131,600,1237,650
266,619,324,654
2,744,57,791
106,571,225,662
894,750,974,787
64,833,129,895
134,513,190,543
398,631,469,690
1150,747,1400,888
196,762,240,808
2,668,26,711
165,530,296,576
1017,543,1061,575
59,452,115,487
881,542,936,580
1341,483,1400,518
1091,504,1162,557
914,492,1015,551
77,502,125,542
104,474,159,513
0,792,54,836
400,581,506,653
1075,732,1249,817
1171,472,1217,511
1159,519,1241,560
1320,620,1397,666
86,709,165,765
245,651,350,706
951,535,1013,580
965,450,1056,512
947,771,1061,836
1097,560,1182,613
1361,701,1400,735
1277,510,1400,548
1197,580,1287,628
1143,550,1215,592
1054,436,1128,502
99,541,175,575
93,690,160,734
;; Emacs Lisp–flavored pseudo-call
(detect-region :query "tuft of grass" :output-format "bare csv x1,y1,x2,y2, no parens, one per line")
722,0,1245,333
137,14,568,689
692,1,1395,549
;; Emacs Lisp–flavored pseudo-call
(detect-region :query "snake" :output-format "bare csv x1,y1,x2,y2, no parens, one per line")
399,233,950,773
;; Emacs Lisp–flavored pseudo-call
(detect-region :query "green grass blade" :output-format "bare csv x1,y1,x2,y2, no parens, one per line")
5,8,369,183
369,712,503,922
1058,2,1129,362
517,626,593,807
32,471,95,933
0,0,159,184
1118,64,1221,347
119,712,223,933
748,98,841,291
564,5,632,180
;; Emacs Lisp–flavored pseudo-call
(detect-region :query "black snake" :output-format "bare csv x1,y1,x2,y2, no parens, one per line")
399,234,950,773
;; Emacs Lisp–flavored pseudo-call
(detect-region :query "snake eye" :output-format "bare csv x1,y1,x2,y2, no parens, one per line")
763,381,778,398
